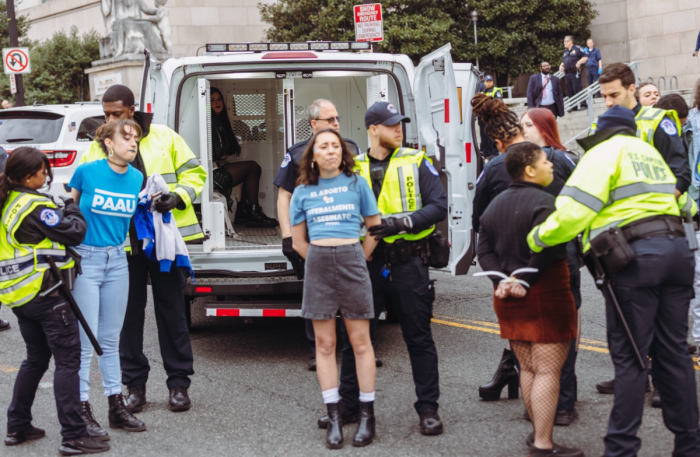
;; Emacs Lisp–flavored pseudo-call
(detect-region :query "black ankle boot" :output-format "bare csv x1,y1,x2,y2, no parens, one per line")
478,348,519,401
124,384,146,413
325,403,344,450
80,401,109,442
352,401,375,447
246,203,278,228
108,394,146,432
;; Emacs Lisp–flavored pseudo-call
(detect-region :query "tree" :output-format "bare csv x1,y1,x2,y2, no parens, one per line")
259,0,597,84
0,0,31,50
0,26,100,104
259,0,456,64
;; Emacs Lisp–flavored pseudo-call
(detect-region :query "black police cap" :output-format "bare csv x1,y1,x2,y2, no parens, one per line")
364,102,411,129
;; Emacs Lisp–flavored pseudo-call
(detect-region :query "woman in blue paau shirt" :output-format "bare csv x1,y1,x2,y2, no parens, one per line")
69,119,146,439
290,128,381,449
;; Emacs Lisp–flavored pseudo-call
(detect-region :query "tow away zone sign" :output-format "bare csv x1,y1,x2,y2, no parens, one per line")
354,3,383,42
3,48,31,75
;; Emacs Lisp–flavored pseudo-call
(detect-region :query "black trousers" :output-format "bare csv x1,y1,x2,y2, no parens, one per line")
541,103,559,119
478,117,499,159
603,236,700,457
557,241,582,411
339,255,439,413
8,295,87,440
120,252,194,390
565,73,587,108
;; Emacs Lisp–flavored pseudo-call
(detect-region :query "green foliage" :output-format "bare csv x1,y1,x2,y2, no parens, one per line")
0,0,32,50
259,0,597,83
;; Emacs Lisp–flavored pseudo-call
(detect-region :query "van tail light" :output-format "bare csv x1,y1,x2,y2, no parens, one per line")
42,150,77,167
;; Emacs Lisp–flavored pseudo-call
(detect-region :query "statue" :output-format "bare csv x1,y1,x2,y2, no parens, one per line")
100,0,171,59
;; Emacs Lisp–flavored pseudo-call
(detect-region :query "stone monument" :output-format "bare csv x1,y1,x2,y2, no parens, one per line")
86,0,173,101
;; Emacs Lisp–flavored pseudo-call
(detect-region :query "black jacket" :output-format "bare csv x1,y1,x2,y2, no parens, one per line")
472,144,576,233
477,181,566,286
526,74,565,117
12,187,87,246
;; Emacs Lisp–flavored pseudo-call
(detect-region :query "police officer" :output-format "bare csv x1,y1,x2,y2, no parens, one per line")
478,76,502,159
559,35,588,110
592,63,692,394
528,106,700,457
318,102,448,435
80,85,207,413
0,145,9,332
1,147,109,455
273,99,362,371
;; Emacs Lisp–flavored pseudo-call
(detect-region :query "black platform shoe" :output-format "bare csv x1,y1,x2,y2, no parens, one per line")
419,410,444,435
318,408,360,429
124,384,146,413
108,394,146,432
479,348,519,401
0,318,10,331
352,401,376,447
325,403,344,449
80,401,109,441
246,203,278,228
4,426,45,446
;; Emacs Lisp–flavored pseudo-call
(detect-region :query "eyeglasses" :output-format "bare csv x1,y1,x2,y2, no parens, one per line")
315,116,342,123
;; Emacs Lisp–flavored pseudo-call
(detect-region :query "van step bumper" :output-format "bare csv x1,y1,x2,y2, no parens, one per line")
205,300,301,318
185,274,302,296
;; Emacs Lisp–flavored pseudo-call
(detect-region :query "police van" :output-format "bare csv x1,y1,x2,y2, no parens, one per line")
140,42,480,325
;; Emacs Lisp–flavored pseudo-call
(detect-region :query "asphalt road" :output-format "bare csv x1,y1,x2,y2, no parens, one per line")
0,266,696,456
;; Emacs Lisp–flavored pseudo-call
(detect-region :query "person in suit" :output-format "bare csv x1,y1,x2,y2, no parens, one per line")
527,62,565,119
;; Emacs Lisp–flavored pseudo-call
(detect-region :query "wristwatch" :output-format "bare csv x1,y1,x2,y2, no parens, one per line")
402,216,414,231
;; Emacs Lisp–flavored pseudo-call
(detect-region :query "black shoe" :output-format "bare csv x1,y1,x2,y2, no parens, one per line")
325,403,344,449
307,355,317,372
59,435,110,455
108,394,146,432
80,401,109,441
318,408,360,429
124,384,146,413
235,202,249,224
246,203,278,228
0,318,10,331
375,356,383,368
526,432,534,447
651,386,661,408
595,378,614,394
419,410,443,436
168,386,191,412
352,401,376,447
689,344,697,354
4,426,45,446
554,409,578,426
529,442,583,456
479,348,519,401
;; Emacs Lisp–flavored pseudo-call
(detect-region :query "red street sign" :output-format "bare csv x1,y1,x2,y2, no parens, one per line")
3,48,31,75
354,3,384,42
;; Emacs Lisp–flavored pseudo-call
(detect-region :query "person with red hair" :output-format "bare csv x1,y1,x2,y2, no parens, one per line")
521,107,582,426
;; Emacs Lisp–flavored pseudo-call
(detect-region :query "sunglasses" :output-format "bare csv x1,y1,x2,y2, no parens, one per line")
315,116,342,123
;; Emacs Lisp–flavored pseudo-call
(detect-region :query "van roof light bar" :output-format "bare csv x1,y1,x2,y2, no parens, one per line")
205,42,372,53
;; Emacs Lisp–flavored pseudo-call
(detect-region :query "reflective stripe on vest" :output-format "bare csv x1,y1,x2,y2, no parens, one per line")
0,191,74,308
484,87,503,98
354,148,435,243
590,106,682,146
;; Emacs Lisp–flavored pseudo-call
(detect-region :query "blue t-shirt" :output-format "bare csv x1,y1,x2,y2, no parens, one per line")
69,160,143,247
290,172,379,241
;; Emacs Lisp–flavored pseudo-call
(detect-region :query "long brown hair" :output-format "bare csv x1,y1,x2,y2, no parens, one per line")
522,108,567,151
95,119,142,157
471,93,523,147
296,129,356,186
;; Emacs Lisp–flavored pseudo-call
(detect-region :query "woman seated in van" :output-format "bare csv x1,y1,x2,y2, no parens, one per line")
69,119,146,439
477,142,580,457
210,87,277,228
290,128,381,449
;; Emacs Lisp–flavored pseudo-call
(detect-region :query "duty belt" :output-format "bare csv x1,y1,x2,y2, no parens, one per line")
564,68,578,74
621,215,685,242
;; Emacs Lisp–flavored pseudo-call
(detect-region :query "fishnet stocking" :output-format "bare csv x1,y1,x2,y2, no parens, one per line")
510,340,570,449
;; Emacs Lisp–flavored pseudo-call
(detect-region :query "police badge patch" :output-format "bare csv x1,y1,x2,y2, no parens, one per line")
387,104,398,114
425,160,439,176
40,208,60,227
280,153,292,169
660,119,678,136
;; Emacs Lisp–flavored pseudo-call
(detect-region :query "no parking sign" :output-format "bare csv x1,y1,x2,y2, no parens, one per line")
3,48,31,75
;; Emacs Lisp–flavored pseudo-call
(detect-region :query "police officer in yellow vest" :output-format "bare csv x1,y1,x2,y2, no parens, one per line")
590,63,692,396
321,102,448,435
1,148,110,454
527,107,700,457
482,75,503,99
79,85,206,413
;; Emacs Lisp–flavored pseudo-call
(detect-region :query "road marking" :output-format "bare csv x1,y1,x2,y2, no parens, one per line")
0,364,18,373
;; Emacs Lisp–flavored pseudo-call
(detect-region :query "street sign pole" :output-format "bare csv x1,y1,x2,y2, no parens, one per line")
6,0,25,106
362,0,379,53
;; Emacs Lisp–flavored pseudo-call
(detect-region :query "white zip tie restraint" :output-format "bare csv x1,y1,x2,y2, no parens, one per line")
473,267,539,289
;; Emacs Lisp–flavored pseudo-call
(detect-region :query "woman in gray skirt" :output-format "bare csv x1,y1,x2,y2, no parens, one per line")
290,128,381,449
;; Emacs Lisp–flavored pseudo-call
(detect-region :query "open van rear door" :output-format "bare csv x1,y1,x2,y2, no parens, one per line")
140,49,170,126
414,44,474,275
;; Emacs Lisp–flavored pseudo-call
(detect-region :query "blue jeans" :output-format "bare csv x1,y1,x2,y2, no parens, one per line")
72,245,129,401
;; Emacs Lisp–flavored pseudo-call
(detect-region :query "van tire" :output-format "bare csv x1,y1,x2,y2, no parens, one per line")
185,296,194,329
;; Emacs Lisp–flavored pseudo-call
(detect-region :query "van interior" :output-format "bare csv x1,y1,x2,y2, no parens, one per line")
177,71,401,253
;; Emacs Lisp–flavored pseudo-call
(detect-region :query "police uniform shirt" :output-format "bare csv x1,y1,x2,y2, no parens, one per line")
632,103,691,193
366,148,448,232
472,144,576,233
10,187,87,246
273,137,362,194
562,45,586,72
481,87,503,99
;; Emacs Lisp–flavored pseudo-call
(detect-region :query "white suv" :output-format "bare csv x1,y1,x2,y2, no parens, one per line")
0,103,105,199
